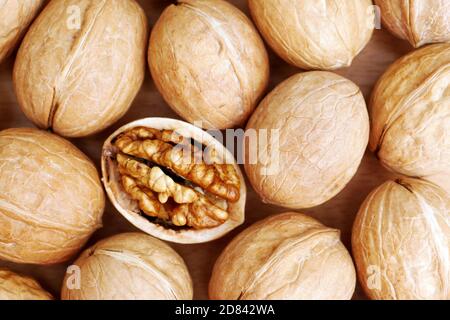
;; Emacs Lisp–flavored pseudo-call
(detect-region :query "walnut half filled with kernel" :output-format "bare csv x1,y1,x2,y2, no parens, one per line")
102,118,246,244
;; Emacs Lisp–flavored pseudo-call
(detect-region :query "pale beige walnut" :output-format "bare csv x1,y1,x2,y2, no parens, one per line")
375,0,450,48
0,0,44,63
0,269,52,300
370,43,450,178
13,0,148,137
352,178,450,300
149,0,269,130
61,233,193,300
102,118,246,244
0,128,104,265
245,72,369,209
248,0,374,70
209,212,356,300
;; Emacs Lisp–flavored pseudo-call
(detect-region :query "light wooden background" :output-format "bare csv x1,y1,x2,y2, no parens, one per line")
0,0,416,300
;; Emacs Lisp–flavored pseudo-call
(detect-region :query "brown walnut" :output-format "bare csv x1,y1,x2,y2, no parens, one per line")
0,269,52,300
370,43,450,179
61,233,193,300
245,71,369,209
375,0,450,48
0,0,44,63
209,212,356,300
13,0,148,137
248,0,374,70
0,128,104,264
352,178,449,300
149,0,269,129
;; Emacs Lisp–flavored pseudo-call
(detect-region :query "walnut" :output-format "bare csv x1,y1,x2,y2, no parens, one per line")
375,0,450,48
117,154,229,229
102,118,246,244
352,178,450,300
370,43,450,179
245,72,369,209
0,128,104,265
61,233,193,300
13,0,148,137
0,0,44,63
248,0,374,70
148,0,269,129
209,212,356,300
0,269,52,300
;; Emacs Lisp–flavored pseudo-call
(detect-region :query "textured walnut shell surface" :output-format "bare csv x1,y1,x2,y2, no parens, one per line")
352,178,450,300
13,0,148,138
61,233,193,300
0,128,104,264
245,72,369,209
209,212,356,300
0,269,53,300
0,0,44,63
102,118,246,244
375,0,450,48
149,0,269,129
248,0,374,70
370,43,450,178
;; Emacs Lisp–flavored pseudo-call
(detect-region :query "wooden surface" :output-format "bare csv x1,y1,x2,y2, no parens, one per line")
0,0,416,300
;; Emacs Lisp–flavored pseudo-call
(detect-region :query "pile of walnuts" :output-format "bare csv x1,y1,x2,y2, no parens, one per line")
0,0,448,301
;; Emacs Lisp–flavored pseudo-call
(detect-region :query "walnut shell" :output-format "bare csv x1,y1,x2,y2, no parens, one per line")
61,233,193,300
352,178,450,300
0,128,104,264
102,118,246,244
0,0,44,63
149,0,269,130
245,72,369,209
370,43,450,178
0,269,53,300
375,0,450,48
13,0,148,138
209,212,356,300
248,0,374,70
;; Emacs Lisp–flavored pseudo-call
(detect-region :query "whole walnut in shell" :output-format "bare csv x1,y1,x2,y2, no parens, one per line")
0,128,104,265
0,0,44,64
370,43,450,179
245,72,369,209
352,178,450,300
248,0,374,70
375,0,450,48
149,0,269,129
13,0,148,137
0,269,53,300
209,212,356,300
61,233,193,300
102,118,246,244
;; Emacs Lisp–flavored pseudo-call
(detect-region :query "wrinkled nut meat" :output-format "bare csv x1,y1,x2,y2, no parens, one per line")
102,118,246,244
248,0,374,70
0,269,53,300
209,212,356,300
149,0,269,129
0,0,44,63
0,128,105,265
114,127,238,229
245,72,370,209
375,0,450,48
352,178,450,300
13,0,148,137
370,43,450,178
61,233,193,300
